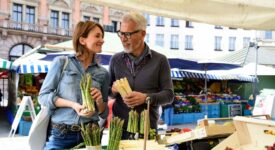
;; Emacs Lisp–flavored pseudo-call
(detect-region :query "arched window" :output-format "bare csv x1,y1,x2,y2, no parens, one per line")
9,44,32,61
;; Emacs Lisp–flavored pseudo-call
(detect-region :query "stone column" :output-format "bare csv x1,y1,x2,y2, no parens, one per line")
38,0,48,26
72,0,80,29
103,6,110,25
0,0,10,20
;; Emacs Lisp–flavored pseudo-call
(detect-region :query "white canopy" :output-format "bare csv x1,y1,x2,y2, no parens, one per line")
84,0,275,30
205,63,275,76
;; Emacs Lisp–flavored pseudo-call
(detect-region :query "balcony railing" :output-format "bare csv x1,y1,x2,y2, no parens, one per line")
0,20,72,36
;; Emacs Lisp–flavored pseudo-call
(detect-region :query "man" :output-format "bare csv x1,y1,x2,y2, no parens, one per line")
109,12,174,139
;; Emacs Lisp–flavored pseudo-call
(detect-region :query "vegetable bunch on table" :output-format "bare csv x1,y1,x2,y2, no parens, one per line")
81,123,101,146
107,117,124,150
80,73,95,112
127,109,139,134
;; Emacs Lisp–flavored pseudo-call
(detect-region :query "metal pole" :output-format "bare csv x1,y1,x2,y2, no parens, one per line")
253,43,259,100
204,65,208,119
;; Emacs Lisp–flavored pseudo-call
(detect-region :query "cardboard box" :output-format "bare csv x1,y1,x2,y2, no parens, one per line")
213,116,275,150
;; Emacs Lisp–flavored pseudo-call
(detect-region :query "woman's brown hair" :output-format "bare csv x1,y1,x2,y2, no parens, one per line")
72,21,104,58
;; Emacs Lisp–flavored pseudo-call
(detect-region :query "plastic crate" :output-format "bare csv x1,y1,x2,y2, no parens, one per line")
163,107,173,125
182,113,194,123
171,113,184,125
243,110,252,116
18,120,32,136
194,113,204,121
200,103,220,118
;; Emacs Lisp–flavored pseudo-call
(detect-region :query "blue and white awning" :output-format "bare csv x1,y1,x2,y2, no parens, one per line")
16,61,51,74
171,70,255,82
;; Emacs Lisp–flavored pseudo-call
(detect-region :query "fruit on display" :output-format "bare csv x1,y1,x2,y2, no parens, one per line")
264,130,275,136
265,143,275,150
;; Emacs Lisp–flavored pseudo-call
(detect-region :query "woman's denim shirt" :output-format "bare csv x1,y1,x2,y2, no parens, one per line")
38,55,109,124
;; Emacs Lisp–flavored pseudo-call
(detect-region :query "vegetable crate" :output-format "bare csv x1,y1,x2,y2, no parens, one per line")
213,116,275,150
162,119,235,145
119,140,165,150
18,120,32,136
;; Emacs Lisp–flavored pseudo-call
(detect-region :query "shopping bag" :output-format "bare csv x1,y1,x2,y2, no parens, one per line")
27,106,50,150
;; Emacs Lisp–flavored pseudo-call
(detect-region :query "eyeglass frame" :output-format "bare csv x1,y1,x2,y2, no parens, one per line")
117,30,141,39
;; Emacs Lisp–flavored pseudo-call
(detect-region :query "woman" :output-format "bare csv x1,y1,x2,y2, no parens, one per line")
38,21,109,149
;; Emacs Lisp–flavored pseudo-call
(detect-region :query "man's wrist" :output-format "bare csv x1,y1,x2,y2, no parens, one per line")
145,96,151,104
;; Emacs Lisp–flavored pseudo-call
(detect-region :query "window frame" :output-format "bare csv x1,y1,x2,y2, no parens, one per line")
185,35,193,50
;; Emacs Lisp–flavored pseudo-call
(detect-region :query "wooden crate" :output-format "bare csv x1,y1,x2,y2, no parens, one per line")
162,119,235,145
119,140,165,150
213,116,275,150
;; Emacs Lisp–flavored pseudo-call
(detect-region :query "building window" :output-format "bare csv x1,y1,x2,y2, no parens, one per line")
93,17,100,23
243,37,250,47
186,21,193,28
171,19,179,27
62,12,69,35
83,16,90,21
214,36,222,51
170,34,179,49
145,34,149,43
9,44,32,61
50,10,59,28
144,13,150,26
62,12,69,29
214,25,223,29
26,6,35,24
155,34,164,47
112,21,118,32
229,37,236,51
12,3,23,22
265,31,273,39
156,16,164,26
185,35,193,50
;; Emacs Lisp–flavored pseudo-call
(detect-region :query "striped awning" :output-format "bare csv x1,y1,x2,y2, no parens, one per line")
171,70,255,82
16,61,51,74
0,58,13,70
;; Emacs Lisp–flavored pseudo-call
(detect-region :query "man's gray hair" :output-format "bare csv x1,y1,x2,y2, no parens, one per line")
122,11,147,30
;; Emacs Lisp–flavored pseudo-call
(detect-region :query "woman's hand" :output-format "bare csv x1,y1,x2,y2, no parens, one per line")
90,88,103,105
90,88,105,114
72,102,95,118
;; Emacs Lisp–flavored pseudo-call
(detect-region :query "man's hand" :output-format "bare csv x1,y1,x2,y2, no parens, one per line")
111,83,118,95
123,91,147,108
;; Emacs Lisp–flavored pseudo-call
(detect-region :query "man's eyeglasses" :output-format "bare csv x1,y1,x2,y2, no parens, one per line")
117,30,141,39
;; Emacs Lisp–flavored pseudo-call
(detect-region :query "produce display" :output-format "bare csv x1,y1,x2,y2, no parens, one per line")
107,117,124,150
127,109,139,136
81,123,102,146
173,95,201,113
266,143,275,150
80,73,95,112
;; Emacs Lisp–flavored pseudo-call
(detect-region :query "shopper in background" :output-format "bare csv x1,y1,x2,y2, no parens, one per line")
38,21,109,149
109,12,174,139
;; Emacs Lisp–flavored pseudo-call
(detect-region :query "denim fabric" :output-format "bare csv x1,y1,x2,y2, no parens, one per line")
44,127,83,150
38,54,109,125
